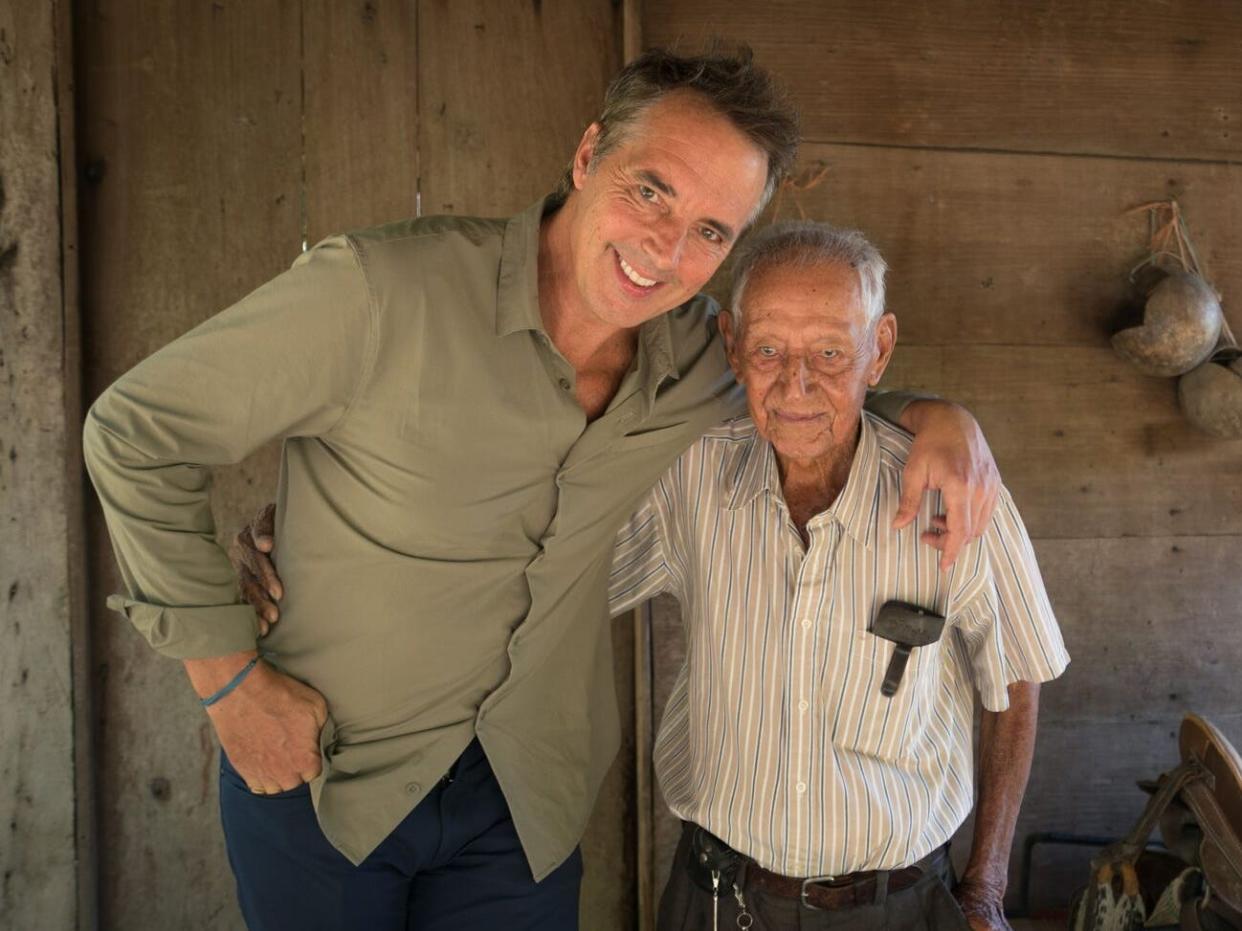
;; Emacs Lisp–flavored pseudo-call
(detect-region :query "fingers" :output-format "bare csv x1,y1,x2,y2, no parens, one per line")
238,566,280,627
236,525,283,600
936,480,972,572
242,759,319,795
253,502,277,552
251,543,283,601
299,761,323,784
893,460,928,530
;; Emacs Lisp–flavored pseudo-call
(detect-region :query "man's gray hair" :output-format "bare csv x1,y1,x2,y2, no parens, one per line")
729,221,889,325
556,44,799,219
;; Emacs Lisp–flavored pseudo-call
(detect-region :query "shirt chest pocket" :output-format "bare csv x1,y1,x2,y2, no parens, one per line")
828,635,944,765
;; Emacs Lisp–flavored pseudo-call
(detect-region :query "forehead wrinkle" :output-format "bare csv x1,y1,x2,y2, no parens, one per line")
738,260,866,330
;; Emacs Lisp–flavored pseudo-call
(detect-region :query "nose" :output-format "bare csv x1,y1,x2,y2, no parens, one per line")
779,356,812,397
642,213,687,271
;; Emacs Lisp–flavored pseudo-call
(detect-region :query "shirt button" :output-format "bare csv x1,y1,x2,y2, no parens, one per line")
796,782,807,794
558,377,571,391
801,618,812,630
405,781,421,795
798,700,809,712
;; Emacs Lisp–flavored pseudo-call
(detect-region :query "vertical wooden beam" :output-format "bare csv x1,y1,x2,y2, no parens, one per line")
53,0,98,925
0,0,79,926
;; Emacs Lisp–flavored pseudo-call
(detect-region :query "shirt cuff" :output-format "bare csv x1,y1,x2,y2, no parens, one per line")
106,595,260,659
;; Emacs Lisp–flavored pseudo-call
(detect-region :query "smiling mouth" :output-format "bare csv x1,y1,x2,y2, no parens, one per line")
773,411,824,423
616,251,659,290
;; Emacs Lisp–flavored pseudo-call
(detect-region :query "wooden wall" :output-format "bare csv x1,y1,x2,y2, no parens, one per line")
0,1,85,927
9,1,1233,927
75,2,629,928
643,0,1242,915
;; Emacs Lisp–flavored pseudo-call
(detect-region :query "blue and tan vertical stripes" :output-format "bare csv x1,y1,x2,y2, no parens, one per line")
609,411,1069,878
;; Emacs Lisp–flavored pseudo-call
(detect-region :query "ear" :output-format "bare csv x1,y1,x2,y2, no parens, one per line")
717,310,744,383
571,122,604,191
867,313,898,386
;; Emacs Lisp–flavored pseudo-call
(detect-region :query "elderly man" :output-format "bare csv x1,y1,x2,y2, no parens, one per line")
606,222,1069,930
86,47,1001,930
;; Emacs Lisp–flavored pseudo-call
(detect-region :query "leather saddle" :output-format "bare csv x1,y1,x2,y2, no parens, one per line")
1070,713,1242,930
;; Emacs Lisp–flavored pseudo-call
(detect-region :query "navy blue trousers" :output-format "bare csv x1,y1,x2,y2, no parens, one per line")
218,739,582,930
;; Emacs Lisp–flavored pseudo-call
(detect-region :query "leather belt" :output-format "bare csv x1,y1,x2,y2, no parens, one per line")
746,845,946,910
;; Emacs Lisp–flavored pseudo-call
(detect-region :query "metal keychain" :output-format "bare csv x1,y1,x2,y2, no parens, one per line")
732,882,754,930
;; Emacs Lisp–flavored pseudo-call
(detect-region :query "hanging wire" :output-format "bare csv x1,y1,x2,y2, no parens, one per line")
1125,199,1234,348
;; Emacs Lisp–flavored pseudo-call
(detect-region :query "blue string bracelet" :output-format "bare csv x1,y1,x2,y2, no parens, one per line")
201,655,260,708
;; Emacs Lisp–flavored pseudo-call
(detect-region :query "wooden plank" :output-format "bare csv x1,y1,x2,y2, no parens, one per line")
711,143,1242,349
881,345,1242,539
644,0,1242,162
0,1,78,926
53,0,98,923
77,1,303,927
1033,536,1242,720
417,0,621,217
303,0,420,240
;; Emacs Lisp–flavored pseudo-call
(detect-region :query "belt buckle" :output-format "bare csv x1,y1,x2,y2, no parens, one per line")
799,874,836,910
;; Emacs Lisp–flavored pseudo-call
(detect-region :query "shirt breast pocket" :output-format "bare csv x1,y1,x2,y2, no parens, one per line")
829,636,943,765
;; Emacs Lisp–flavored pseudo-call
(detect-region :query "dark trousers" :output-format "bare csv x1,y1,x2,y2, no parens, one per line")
218,739,582,931
657,823,971,931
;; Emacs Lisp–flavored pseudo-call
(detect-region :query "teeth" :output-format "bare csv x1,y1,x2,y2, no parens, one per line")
619,255,657,288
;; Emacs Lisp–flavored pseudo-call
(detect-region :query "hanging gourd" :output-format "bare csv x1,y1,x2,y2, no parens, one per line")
1111,201,1223,378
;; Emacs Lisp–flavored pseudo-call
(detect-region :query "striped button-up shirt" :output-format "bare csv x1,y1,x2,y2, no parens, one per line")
610,411,1069,878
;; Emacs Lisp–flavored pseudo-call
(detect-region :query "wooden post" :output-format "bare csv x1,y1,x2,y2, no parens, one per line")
0,0,87,926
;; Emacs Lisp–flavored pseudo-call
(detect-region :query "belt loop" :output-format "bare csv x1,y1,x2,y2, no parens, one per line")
872,870,889,906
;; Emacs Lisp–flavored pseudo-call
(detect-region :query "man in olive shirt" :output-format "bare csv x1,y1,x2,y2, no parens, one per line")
84,49,999,930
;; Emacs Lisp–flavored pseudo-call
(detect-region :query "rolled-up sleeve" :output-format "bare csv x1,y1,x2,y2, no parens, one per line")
83,236,375,659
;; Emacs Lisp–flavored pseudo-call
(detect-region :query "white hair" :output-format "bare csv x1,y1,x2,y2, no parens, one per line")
729,220,888,325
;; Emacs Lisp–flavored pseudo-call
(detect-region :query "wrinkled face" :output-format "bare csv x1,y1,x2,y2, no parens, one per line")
721,260,896,466
566,92,769,329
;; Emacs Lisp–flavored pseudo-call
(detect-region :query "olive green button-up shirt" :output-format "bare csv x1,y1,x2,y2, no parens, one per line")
84,197,913,878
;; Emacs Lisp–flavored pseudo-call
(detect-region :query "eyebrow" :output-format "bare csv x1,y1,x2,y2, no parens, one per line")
636,169,736,243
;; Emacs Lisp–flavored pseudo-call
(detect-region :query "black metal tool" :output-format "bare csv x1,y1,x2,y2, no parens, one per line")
871,600,946,697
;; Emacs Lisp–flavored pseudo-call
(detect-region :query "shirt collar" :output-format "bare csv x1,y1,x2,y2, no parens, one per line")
637,311,678,400
495,197,550,337
496,195,679,397
726,412,884,548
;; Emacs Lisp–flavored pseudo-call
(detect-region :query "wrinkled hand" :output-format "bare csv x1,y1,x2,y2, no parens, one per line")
197,655,327,794
893,400,1000,571
228,502,282,635
953,877,1011,931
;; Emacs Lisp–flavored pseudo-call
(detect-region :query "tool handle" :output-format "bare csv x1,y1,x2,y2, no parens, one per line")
881,645,911,697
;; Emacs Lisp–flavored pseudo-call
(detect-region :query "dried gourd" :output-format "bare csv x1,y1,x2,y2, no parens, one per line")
1111,271,1222,377
1179,351,1242,438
